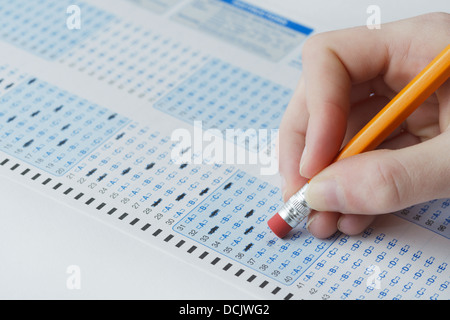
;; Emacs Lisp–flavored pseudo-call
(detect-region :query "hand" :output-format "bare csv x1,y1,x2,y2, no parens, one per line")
278,13,450,239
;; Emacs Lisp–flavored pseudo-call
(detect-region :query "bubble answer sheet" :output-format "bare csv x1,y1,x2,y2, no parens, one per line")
0,0,449,300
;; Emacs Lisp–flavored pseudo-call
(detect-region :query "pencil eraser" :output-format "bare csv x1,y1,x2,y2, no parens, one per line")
268,213,292,238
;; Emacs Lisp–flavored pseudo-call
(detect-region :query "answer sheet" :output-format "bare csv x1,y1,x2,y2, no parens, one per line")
0,0,448,300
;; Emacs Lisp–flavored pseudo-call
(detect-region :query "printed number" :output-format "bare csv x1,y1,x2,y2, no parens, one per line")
223,247,232,253
211,241,220,248
132,202,140,209
271,270,280,277
309,288,317,295
110,192,119,199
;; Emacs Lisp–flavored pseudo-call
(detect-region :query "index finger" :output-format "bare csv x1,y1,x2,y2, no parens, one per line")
299,26,388,178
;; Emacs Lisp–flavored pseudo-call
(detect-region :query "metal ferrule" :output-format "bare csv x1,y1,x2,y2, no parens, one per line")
278,183,312,228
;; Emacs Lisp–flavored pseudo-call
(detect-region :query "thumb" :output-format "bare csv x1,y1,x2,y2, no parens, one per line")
305,132,450,214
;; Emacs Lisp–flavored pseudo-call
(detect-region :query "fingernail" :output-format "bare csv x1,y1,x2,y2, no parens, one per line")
305,215,316,232
337,215,344,232
305,177,345,212
299,144,308,177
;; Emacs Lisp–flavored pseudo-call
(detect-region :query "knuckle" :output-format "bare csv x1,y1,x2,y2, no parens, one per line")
422,12,450,23
416,12,450,36
368,156,411,212
301,33,329,60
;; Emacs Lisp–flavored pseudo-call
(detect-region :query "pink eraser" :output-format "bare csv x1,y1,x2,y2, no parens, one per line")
268,213,292,238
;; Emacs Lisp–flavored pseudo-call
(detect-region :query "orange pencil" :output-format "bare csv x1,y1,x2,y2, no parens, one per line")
268,44,450,238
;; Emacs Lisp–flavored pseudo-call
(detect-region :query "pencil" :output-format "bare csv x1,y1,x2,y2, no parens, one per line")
268,44,450,238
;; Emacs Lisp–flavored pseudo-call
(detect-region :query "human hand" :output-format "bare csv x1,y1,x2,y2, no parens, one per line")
278,13,450,239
